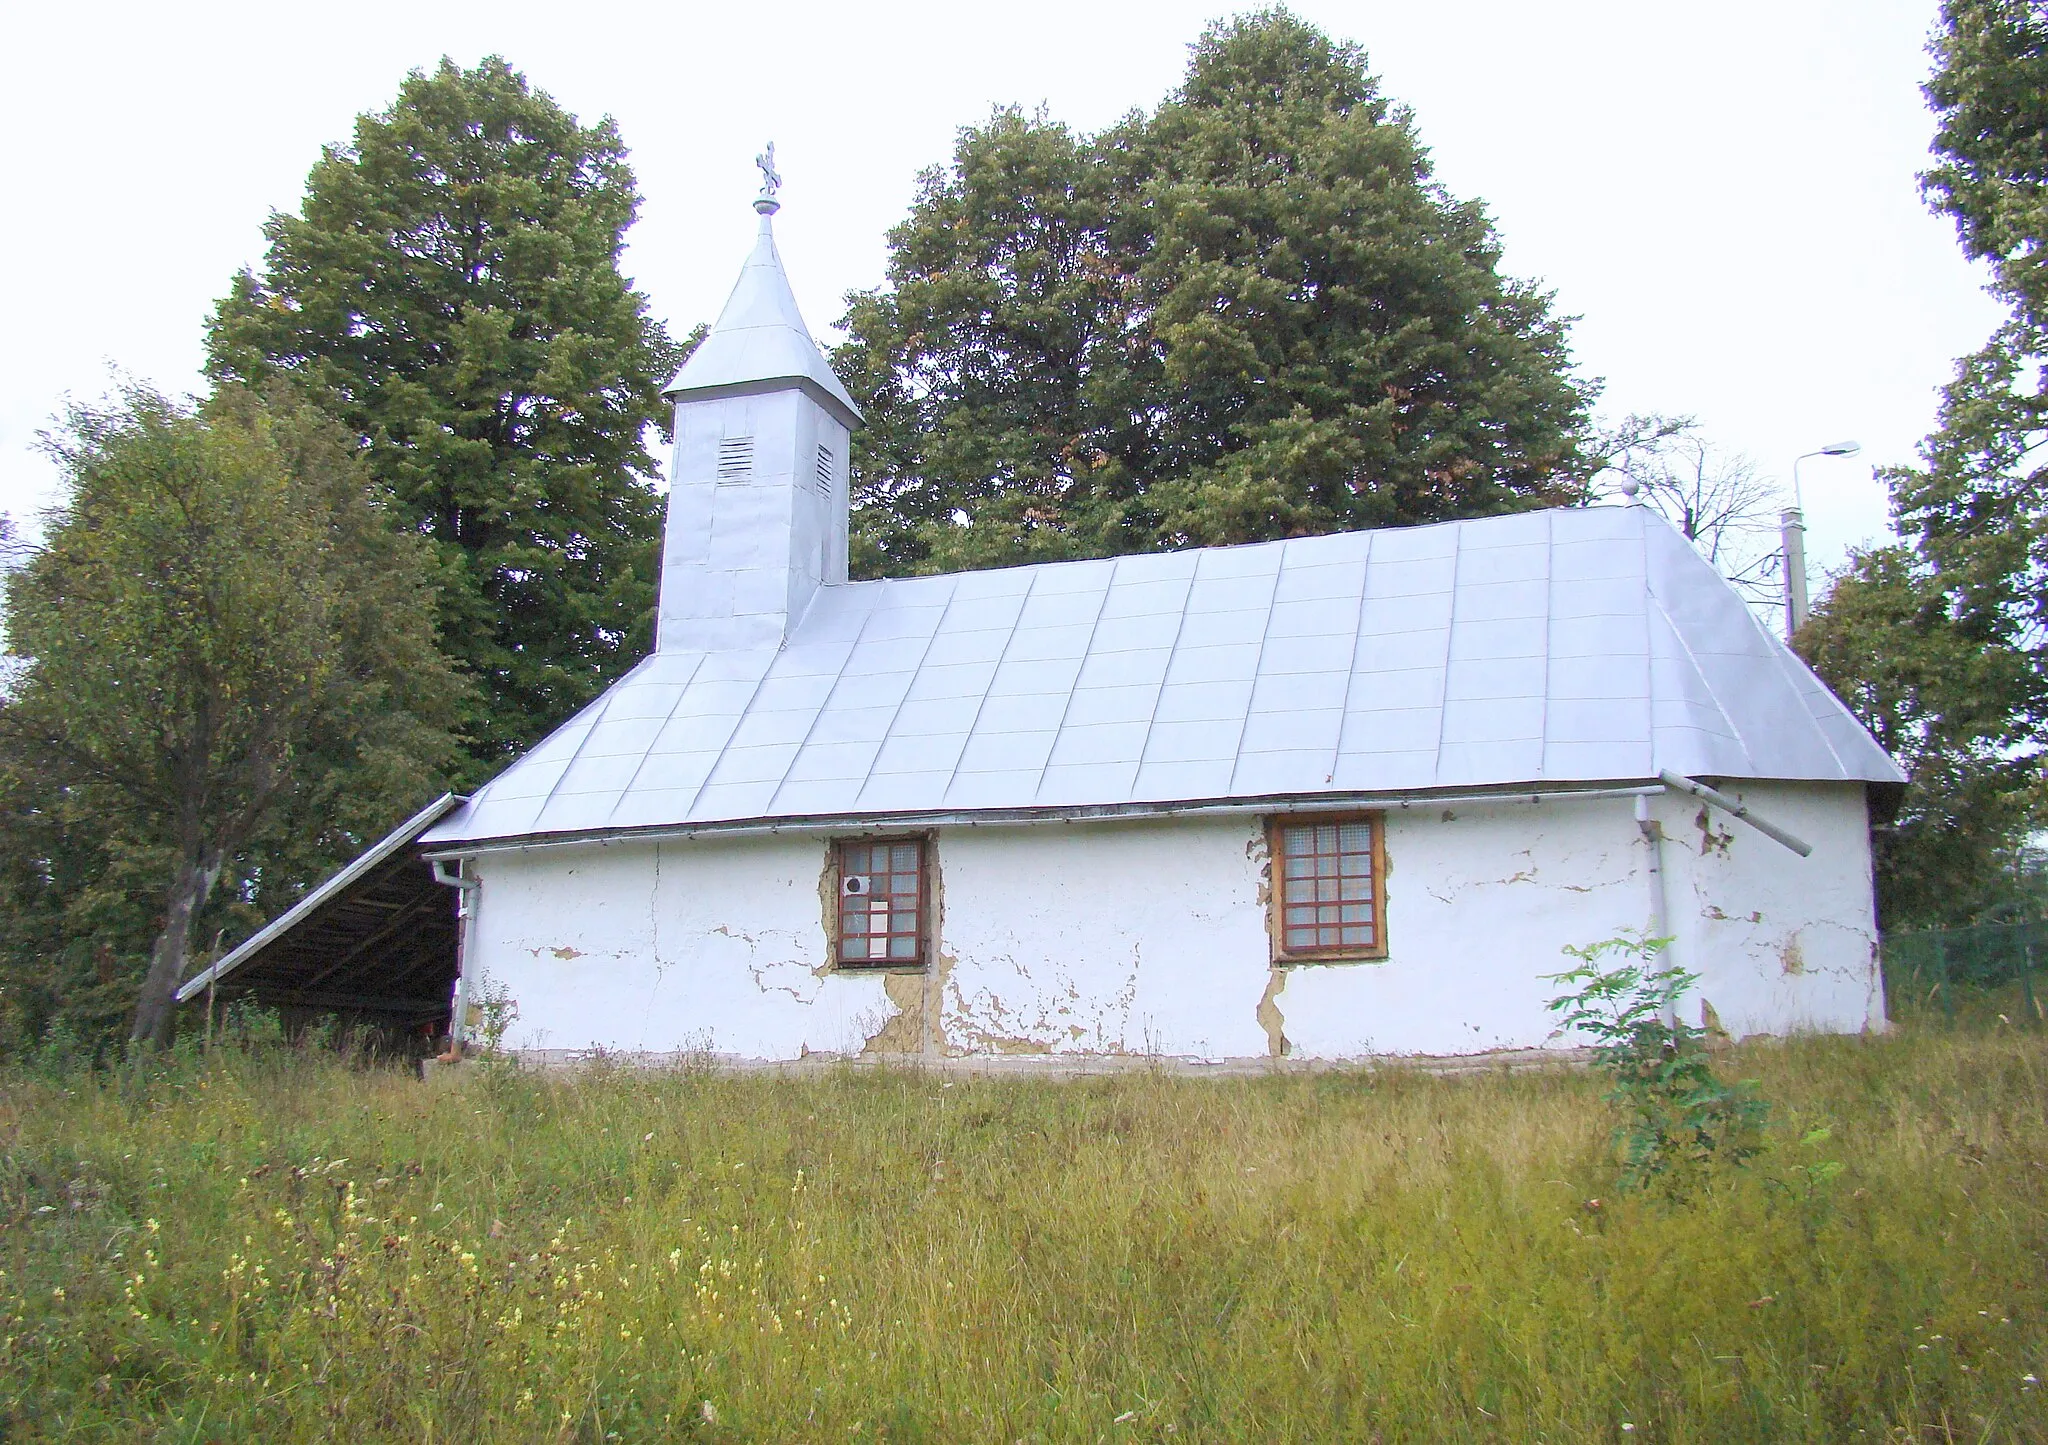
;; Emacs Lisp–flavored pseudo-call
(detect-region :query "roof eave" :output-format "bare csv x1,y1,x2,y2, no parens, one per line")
660,372,862,431
174,793,466,1004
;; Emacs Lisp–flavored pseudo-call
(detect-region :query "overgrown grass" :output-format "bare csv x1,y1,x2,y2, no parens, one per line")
2,1022,2045,1441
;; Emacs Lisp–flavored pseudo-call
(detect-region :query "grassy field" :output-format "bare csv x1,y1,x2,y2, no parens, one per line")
2,1015,2045,1442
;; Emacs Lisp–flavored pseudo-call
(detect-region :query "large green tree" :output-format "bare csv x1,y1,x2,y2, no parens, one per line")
838,9,1595,576
1799,547,2036,926
1897,0,2048,683
207,58,683,765
1797,0,2048,927
0,386,467,1049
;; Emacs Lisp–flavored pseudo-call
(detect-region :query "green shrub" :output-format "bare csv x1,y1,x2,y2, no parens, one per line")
1546,932,1770,1193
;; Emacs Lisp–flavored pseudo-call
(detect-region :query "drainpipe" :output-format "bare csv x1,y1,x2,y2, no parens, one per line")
1635,794,1676,1027
431,857,480,1056
1656,771,1813,857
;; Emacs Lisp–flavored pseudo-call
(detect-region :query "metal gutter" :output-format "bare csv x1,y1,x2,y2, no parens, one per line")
173,793,467,1004
420,782,1668,862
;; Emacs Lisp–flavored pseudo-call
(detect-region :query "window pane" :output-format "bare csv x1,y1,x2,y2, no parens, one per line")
891,844,919,871
891,912,916,934
1275,814,1380,955
888,936,916,959
843,845,872,873
843,912,870,934
889,873,917,896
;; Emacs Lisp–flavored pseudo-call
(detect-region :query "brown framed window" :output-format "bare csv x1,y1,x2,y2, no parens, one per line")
1269,814,1386,961
836,837,927,968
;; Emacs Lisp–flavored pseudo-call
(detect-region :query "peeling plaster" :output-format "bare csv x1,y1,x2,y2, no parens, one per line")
1256,968,1290,1058
1699,998,1733,1049
1704,905,1764,924
1780,934,1807,976
861,971,928,1055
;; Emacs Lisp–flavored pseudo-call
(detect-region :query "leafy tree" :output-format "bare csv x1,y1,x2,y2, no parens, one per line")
836,110,1141,575
1806,0,2048,925
1136,14,1592,544
0,385,467,1048
1899,0,2048,663
207,58,684,765
838,9,1596,577
1799,547,2036,926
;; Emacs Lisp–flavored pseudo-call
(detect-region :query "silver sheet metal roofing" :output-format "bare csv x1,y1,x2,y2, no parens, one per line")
660,212,862,428
422,505,1900,847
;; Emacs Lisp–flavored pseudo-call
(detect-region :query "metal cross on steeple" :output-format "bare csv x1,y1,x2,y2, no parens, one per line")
754,143,782,215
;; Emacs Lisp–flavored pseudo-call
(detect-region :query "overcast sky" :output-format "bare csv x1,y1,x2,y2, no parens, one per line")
0,0,2001,581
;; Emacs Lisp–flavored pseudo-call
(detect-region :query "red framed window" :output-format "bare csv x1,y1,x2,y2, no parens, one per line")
1270,814,1387,960
836,838,927,967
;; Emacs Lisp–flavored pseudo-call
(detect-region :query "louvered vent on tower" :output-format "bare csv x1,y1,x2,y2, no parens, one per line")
815,444,833,494
717,436,754,484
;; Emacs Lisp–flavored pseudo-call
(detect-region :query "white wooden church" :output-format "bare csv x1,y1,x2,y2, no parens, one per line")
183,167,1903,1064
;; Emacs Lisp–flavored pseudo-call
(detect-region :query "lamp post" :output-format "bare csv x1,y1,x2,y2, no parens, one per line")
1781,440,1861,640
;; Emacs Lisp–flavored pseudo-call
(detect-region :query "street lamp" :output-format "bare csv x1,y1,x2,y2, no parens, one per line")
1781,440,1862,640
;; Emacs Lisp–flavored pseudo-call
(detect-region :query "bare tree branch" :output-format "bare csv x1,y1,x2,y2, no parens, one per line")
1595,414,1790,613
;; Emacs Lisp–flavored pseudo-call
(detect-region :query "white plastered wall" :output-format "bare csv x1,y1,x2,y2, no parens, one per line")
1653,779,1885,1040
457,782,1882,1062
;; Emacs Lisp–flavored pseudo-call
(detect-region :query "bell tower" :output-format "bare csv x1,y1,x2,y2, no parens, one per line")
656,148,862,653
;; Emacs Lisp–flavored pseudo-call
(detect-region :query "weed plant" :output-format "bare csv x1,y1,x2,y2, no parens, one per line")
1,1023,2045,1441
1546,934,1771,1194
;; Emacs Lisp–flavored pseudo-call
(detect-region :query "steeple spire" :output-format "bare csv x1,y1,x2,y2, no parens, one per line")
654,153,860,654
660,150,859,428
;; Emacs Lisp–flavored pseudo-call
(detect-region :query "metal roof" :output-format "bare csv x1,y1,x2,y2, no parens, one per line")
661,210,862,429
421,506,1899,848
177,793,464,1014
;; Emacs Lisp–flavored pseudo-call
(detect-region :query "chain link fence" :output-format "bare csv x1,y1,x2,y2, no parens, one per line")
1882,919,2048,1022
